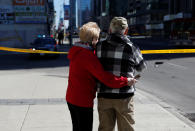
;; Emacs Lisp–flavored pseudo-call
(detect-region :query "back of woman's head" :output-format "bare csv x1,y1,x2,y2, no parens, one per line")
79,22,100,43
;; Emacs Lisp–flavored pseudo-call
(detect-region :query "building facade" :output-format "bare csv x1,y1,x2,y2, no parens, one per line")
164,0,195,38
70,0,77,30
77,0,92,27
92,0,129,32
92,0,169,36
69,0,93,31
92,0,195,38
91,0,101,23
47,0,56,36
0,0,55,47
127,0,169,36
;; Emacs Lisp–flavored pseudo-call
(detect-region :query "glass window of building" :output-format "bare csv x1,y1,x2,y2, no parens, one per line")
109,0,128,16
77,0,92,26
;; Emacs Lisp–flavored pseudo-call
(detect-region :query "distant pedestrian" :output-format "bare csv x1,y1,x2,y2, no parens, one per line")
58,31,64,45
68,31,72,46
66,22,137,131
54,32,58,40
96,17,146,131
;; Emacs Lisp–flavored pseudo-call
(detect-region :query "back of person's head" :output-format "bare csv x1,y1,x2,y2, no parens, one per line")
79,22,100,43
109,17,128,35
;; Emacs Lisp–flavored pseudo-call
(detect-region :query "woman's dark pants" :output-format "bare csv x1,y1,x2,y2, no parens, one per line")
67,102,93,131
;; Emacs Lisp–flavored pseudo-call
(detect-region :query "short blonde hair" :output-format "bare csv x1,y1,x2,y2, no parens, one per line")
79,22,100,43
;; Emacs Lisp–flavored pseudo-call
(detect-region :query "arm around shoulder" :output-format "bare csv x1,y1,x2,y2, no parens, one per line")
86,52,129,88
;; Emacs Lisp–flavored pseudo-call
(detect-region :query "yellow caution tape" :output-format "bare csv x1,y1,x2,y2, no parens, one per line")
141,49,195,54
1,46,195,54
0,47,68,54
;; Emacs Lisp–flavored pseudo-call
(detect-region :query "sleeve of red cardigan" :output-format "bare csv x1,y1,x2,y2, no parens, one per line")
85,52,128,88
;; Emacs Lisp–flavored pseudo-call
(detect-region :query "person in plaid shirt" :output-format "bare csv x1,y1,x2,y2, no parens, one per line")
96,17,146,131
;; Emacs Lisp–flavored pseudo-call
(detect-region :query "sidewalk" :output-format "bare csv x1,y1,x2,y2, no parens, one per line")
0,70,195,131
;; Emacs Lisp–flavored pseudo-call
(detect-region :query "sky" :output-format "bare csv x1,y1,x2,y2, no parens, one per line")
54,0,69,29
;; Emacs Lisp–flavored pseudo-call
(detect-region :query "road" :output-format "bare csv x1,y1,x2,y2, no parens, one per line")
0,39,195,123
133,38,195,122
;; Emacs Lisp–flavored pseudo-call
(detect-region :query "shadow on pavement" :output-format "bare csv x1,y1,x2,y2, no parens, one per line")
0,53,69,70
143,53,195,61
0,44,71,70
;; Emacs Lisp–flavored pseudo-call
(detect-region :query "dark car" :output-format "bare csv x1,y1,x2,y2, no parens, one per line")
29,37,59,58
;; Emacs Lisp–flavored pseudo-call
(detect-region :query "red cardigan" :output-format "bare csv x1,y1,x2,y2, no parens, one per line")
66,46,128,108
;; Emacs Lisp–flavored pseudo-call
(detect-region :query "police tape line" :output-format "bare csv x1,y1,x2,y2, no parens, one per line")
0,47,68,54
1,46,195,55
141,49,195,54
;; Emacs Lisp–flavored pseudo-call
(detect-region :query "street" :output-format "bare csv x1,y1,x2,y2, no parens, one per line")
1,39,195,124
138,54,195,121
132,39,195,122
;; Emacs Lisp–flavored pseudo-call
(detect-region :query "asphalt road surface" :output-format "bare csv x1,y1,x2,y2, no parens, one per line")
133,38,195,122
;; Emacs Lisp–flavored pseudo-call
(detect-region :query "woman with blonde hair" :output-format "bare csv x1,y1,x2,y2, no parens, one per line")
66,22,136,131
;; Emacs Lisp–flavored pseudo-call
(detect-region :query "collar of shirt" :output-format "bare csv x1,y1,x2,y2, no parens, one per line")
74,42,94,51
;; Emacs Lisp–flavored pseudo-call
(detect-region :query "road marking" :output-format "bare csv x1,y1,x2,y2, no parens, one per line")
167,62,187,70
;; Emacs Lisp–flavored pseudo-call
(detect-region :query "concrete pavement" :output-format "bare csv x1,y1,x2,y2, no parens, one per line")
0,69,195,131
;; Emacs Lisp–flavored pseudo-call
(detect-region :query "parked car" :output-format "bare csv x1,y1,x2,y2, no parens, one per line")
29,36,59,58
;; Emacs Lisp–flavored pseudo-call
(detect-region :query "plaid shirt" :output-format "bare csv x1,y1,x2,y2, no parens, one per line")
96,34,146,95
